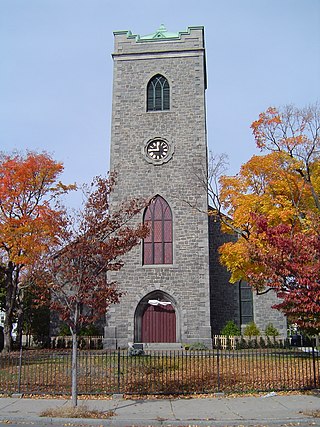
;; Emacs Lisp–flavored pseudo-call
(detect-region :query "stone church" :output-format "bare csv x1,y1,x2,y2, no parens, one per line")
103,25,287,349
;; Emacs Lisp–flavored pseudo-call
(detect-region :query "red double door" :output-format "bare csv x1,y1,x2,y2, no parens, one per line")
141,304,176,343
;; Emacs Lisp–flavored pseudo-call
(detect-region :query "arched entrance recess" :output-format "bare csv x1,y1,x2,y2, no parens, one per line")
134,290,177,343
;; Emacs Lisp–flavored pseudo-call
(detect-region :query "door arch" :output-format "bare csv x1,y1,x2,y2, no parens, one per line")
134,290,177,343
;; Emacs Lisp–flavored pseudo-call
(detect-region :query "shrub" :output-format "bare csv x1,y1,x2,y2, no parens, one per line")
220,320,241,337
225,337,232,350
266,336,275,348
252,337,259,348
213,338,222,350
188,342,208,351
79,324,101,336
234,336,240,349
129,347,144,356
259,336,266,348
265,323,279,337
59,323,71,336
237,336,248,349
243,322,260,338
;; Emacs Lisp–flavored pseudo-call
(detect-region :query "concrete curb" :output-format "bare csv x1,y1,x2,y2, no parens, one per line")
0,414,318,427
0,393,319,426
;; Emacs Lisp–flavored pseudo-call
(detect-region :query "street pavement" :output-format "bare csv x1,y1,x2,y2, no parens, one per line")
0,392,319,426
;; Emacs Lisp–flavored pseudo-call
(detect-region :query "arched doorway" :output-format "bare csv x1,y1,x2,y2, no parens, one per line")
135,291,177,343
142,302,176,342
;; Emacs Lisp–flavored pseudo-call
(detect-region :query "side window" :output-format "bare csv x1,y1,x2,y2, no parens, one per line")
143,195,173,265
239,281,253,325
147,75,170,111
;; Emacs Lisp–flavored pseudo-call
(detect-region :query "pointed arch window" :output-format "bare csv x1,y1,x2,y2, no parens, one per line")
147,75,170,111
143,196,173,265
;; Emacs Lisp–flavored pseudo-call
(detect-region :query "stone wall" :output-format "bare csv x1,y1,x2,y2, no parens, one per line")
208,216,240,334
208,215,287,337
104,27,211,348
253,291,288,338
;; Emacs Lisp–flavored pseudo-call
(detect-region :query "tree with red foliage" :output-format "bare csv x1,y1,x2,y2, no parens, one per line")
245,215,320,333
208,105,320,332
33,175,148,406
0,151,74,352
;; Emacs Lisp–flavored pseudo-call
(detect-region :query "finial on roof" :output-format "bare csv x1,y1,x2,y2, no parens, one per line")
158,24,166,32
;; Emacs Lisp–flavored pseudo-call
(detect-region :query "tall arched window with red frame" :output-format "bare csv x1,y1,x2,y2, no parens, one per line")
143,196,173,265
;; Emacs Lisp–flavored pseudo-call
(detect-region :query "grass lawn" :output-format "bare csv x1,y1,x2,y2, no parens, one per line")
0,348,318,395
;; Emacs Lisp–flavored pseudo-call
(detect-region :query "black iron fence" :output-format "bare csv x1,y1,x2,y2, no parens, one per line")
0,346,319,396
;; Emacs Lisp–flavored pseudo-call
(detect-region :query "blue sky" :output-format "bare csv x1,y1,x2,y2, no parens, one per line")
1,0,319,208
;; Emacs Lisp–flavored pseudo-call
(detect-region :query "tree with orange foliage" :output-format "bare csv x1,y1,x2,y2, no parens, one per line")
218,150,316,282
0,151,74,352
210,104,320,331
244,215,320,333
251,104,320,212
32,175,148,406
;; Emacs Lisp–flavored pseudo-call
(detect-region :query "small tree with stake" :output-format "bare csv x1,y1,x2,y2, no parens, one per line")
33,175,148,406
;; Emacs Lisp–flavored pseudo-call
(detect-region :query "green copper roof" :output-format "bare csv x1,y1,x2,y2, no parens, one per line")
139,24,180,40
114,25,204,42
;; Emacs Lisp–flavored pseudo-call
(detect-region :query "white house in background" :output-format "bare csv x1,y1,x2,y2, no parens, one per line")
0,310,17,340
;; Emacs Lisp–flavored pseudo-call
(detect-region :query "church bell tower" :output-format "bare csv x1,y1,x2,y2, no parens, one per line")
104,25,212,348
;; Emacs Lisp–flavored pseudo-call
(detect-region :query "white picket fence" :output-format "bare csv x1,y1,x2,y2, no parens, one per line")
212,334,283,350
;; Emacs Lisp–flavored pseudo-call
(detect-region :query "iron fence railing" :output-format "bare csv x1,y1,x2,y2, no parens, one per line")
0,346,319,396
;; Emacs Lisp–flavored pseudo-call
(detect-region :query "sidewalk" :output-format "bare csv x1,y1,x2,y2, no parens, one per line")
0,393,319,426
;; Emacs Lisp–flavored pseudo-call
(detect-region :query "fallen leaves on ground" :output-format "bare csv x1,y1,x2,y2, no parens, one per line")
40,404,115,419
302,409,320,418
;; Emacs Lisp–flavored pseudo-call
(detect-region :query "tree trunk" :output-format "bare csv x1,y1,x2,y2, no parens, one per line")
3,315,13,353
16,303,24,350
3,262,17,353
15,287,25,350
71,330,78,407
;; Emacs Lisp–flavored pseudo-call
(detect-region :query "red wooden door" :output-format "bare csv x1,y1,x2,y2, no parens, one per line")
141,304,176,342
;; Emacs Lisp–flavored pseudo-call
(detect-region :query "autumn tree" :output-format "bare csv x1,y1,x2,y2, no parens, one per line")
244,216,320,333
217,150,315,282
33,175,148,406
251,104,320,212
0,151,74,352
0,266,5,311
210,104,320,330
